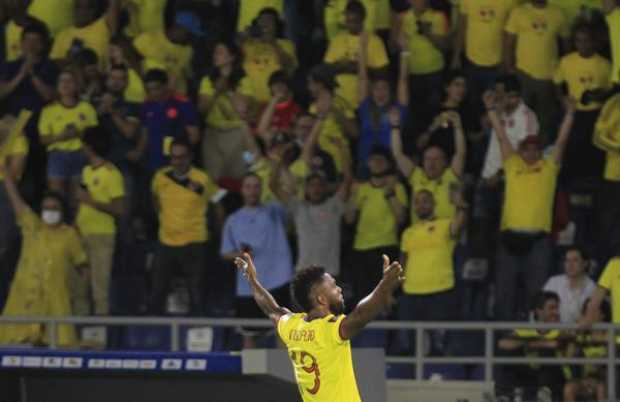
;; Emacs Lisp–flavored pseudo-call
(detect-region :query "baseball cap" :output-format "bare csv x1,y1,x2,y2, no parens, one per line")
175,11,205,37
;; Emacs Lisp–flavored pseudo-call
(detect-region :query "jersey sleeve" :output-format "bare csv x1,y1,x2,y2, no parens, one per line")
330,314,347,345
598,259,619,290
400,227,413,252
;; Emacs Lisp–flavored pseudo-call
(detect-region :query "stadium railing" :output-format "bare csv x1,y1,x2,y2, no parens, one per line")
0,317,617,400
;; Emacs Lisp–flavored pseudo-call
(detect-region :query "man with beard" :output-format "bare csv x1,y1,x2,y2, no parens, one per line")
233,252,404,402
345,146,407,304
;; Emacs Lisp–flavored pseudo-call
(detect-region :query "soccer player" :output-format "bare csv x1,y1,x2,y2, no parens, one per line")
234,252,404,401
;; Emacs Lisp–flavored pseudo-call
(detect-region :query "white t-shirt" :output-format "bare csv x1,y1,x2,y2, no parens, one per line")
481,102,539,179
543,274,596,323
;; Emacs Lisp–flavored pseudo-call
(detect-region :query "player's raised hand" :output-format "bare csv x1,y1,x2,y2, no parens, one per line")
234,252,257,282
381,254,405,289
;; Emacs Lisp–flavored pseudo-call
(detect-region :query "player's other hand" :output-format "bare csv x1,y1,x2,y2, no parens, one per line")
381,254,405,289
234,252,257,282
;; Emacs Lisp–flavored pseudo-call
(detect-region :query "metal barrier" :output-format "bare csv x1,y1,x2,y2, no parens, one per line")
0,317,617,400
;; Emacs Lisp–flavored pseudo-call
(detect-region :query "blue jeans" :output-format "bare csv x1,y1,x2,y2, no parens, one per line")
495,234,552,321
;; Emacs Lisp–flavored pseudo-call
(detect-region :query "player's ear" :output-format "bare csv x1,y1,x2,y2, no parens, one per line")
316,293,326,307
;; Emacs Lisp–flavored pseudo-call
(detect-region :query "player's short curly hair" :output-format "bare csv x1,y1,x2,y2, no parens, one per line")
291,266,326,312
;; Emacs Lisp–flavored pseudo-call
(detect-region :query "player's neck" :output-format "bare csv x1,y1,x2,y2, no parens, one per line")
306,308,330,321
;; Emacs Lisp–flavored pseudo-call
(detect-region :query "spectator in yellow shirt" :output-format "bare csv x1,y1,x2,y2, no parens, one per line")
107,35,145,103
199,40,256,181
0,114,29,310
504,0,570,141
393,0,450,125
133,11,203,95
75,128,125,316
484,90,574,321
603,0,620,84
554,23,611,185
345,146,408,303
307,64,358,173
324,1,389,109
593,93,620,263
0,165,87,347
149,138,226,316
397,188,467,354
452,0,519,102
2,0,45,63
50,0,121,68
390,108,467,224
27,0,75,37
38,69,98,198
241,7,297,103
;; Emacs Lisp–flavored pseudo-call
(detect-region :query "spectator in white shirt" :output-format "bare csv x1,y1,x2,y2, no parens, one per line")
543,246,596,324
481,74,539,182
471,74,539,260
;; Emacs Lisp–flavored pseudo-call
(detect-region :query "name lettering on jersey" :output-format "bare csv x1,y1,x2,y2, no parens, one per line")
289,329,316,342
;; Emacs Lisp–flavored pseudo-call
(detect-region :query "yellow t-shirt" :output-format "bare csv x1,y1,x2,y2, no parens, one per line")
50,17,110,66
553,52,611,111
402,9,449,75
401,219,456,295
593,94,620,181
501,154,559,232
76,163,125,235
598,257,620,324
199,75,254,129
124,68,146,103
277,313,361,402
5,21,23,62
122,0,166,37
133,31,193,95
408,168,459,224
152,166,220,246
505,3,569,80
38,101,98,152
324,0,381,39
28,0,74,37
324,31,388,107
353,182,408,250
607,9,620,83
309,96,355,172
460,0,519,66
242,38,297,103
375,0,391,30
237,0,284,32
0,135,28,181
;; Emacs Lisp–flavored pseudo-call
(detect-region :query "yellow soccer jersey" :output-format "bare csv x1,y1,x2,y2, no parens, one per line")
278,313,361,402
607,9,620,83
50,17,111,67
133,30,193,95
76,162,125,235
38,101,98,152
28,0,74,37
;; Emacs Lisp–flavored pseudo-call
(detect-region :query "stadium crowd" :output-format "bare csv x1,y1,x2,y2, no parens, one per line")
0,0,620,400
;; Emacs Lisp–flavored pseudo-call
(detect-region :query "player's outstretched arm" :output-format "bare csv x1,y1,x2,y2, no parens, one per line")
339,255,404,340
234,253,291,325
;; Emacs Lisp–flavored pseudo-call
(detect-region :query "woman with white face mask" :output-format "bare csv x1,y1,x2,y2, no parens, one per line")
0,163,88,347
